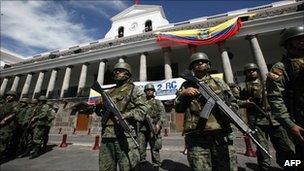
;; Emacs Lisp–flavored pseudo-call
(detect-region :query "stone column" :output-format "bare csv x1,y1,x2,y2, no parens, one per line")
139,52,148,81
97,59,107,85
60,66,73,98
32,71,45,99
163,47,173,79
217,42,234,84
10,75,20,92
46,68,59,98
188,44,198,55
77,63,89,95
20,73,33,98
0,77,9,96
246,35,269,82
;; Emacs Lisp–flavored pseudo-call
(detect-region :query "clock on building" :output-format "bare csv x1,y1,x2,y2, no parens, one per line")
130,22,138,31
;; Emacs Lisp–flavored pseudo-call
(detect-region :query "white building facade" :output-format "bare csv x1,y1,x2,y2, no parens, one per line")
0,1,303,133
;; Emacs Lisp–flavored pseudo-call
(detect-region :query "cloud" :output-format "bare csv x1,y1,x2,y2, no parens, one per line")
67,0,129,18
0,1,95,56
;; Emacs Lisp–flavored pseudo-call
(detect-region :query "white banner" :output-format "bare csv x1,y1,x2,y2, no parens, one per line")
89,73,223,102
134,78,185,100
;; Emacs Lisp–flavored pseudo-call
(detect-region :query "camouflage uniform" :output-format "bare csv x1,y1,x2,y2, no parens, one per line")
15,98,30,153
96,62,148,171
266,26,304,166
175,52,238,171
138,86,166,167
239,68,295,170
29,97,54,158
0,92,19,158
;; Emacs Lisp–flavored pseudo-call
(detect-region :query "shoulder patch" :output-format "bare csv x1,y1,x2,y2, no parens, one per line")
266,72,280,80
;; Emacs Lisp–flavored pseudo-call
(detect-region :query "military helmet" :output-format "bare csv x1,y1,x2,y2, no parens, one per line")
189,52,210,69
5,90,17,97
113,62,132,76
243,63,259,73
144,83,155,91
31,99,38,104
38,95,47,101
280,26,304,46
20,97,29,103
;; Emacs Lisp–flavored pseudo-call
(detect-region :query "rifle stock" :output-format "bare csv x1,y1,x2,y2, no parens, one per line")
180,70,272,158
91,81,139,148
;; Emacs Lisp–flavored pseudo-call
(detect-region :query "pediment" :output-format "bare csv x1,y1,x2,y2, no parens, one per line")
111,5,166,21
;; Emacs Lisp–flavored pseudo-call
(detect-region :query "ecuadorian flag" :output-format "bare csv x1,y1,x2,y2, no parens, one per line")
156,14,255,46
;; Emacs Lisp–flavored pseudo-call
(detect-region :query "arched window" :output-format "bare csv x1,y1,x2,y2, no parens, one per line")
145,20,152,32
118,27,124,38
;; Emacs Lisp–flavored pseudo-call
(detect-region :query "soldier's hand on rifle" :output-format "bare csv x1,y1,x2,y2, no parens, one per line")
291,124,304,142
182,87,199,97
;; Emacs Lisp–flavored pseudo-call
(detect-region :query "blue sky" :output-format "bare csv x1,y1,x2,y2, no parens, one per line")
0,0,279,58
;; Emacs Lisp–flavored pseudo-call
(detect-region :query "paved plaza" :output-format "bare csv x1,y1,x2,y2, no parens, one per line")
1,133,282,171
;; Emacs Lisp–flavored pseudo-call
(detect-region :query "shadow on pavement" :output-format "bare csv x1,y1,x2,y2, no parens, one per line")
161,159,191,171
0,144,58,165
135,161,154,171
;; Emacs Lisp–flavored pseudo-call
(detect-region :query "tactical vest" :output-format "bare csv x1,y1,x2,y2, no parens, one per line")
146,98,161,119
102,82,137,138
283,57,304,121
183,76,231,133
140,98,161,131
244,79,278,125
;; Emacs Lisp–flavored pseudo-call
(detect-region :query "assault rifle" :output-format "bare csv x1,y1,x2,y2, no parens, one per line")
91,81,139,148
246,101,273,126
145,115,157,137
180,70,272,158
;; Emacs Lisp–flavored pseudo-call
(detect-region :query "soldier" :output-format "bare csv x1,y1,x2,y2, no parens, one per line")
43,101,56,151
20,99,39,157
95,62,148,171
266,26,304,167
29,96,54,159
15,97,30,155
138,83,165,169
240,63,295,170
0,91,19,159
175,52,238,171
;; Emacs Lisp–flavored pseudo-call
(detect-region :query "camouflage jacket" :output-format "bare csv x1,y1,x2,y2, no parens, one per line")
266,56,304,129
35,104,55,126
99,81,148,138
140,97,166,131
240,78,279,126
15,103,29,125
175,75,236,133
0,101,18,126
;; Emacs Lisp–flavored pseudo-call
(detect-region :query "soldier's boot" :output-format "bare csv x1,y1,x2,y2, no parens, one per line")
29,147,41,159
152,163,161,171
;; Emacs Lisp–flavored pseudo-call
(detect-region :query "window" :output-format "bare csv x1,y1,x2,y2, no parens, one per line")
145,20,152,32
118,27,124,38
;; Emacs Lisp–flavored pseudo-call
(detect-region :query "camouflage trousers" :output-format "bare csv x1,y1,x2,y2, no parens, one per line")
138,131,162,166
30,125,49,150
99,137,140,171
185,131,237,171
0,121,17,158
255,125,295,170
